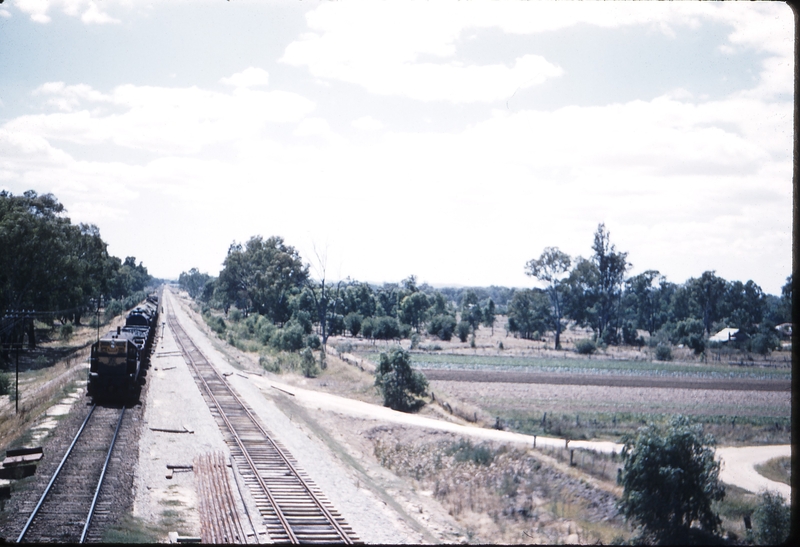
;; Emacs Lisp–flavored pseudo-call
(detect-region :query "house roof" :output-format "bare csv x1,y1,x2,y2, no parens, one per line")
709,327,739,343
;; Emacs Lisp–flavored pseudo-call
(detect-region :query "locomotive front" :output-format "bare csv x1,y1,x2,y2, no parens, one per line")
88,328,140,399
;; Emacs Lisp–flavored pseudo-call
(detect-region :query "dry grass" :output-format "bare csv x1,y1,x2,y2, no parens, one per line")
369,428,629,544
754,456,791,486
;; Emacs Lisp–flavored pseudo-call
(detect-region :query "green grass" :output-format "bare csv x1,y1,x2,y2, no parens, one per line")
102,514,164,543
400,353,791,380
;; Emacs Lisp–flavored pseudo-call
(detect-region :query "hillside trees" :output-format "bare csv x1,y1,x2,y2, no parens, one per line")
525,247,571,349
217,236,308,323
1,190,151,353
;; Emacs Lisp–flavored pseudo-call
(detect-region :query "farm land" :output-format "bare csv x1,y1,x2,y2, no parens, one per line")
203,299,791,543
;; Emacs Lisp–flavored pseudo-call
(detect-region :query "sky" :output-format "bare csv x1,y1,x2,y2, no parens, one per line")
0,0,794,295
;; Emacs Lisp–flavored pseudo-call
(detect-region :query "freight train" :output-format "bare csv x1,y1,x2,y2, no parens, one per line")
88,294,160,401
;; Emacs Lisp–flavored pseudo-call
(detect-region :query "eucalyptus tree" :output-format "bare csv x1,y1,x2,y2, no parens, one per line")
525,247,571,349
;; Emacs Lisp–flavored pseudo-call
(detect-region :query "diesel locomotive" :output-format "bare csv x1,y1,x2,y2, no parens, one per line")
88,294,160,401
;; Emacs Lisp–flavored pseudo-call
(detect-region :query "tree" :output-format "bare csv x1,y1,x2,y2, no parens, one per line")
217,236,308,322
179,268,213,299
483,298,496,335
618,415,725,544
686,271,727,335
590,224,630,343
525,247,571,349
506,289,551,340
374,348,428,412
752,490,791,545
459,290,482,332
399,291,430,333
623,270,673,336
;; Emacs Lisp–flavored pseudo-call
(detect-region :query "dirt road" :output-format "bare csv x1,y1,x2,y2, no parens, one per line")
258,377,791,502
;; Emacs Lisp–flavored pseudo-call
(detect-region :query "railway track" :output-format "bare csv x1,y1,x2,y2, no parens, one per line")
16,404,126,543
167,305,359,544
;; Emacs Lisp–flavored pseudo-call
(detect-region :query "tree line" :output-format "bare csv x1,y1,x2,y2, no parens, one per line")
181,225,792,355
1,190,154,356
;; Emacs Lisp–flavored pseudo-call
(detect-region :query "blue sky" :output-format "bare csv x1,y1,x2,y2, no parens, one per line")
0,1,793,295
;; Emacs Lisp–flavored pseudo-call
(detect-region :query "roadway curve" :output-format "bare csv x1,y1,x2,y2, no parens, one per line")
258,379,791,502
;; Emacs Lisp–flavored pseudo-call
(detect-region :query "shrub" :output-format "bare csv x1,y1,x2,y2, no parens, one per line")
750,333,779,356
259,354,281,374
300,348,320,378
305,333,321,350
270,324,305,352
410,333,420,350
344,312,362,337
448,439,494,466
574,339,597,355
618,415,725,544
456,320,470,343
60,322,74,341
752,490,790,545
229,308,242,322
498,341,504,350
373,316,400,340
427,314,456,341
374,347,428,412
104,299,125,319
207,315,226,335
0,374,10,396
655,344,672,361
361,317,376,339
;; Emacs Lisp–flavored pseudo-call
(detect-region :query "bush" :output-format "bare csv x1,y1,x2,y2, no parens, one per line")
270,324,305,352
300,348,320,378
456,320,470,343
60,322,74,341
428,314,456,341
448,439,494,466
655,344,672,361
574,339,597,355
361,316,376,339
374,347,428,412
259,354,281,374
752,490,790,545
750,333,779,356
410,333,420,350
344,312,362,337
618,415,725,544
207,315,226,335
229,308,242,322
104,299,126,319
0,374,10,396
305,333,321,350
373,316,400,340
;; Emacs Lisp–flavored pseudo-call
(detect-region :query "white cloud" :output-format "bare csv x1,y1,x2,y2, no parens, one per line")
283,1,791,105
220,67,270,89
16,0,120,24
9,79,316,155
351,116,383,131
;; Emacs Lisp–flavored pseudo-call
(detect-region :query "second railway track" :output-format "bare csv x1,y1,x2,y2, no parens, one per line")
167,303,359,544
16,404,126,543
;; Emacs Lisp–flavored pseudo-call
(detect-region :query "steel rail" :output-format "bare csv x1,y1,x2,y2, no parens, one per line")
167,308,354,544
169,315,299,543
17,404,97,543
80,406,126,543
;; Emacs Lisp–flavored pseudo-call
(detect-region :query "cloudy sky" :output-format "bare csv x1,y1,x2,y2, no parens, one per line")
0,0,793,295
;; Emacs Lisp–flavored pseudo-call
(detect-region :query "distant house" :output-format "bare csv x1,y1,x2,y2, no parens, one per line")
709,327,744,343
775,323,792,338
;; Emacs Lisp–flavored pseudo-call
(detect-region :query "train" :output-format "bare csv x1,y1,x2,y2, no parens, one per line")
87,294,160,401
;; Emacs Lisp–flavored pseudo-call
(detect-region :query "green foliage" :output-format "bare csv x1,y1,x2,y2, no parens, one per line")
0,373,10,396
216,235,308,323
59,322,74,340
300,348,320,378
525,246,571,348
672,318,706,355
574,338,597,355
749,333,779,355
428,314,456,341
370,316,401,340
618,416,725,544
374,347,428,412
507,288,551,340
447,439,494,466
456,320,470,343
206,315,226,335
655,344,672,361
752,490,790,545
269,324,305,352
344,312,362,337
178,268,213,300
305,333,321,350
259,354,281,374
229,308,242,322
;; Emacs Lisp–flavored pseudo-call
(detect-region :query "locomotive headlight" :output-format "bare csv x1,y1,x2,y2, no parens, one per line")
110,341,116,349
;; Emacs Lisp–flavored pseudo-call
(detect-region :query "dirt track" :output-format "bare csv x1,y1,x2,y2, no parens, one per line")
419,368,790,392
